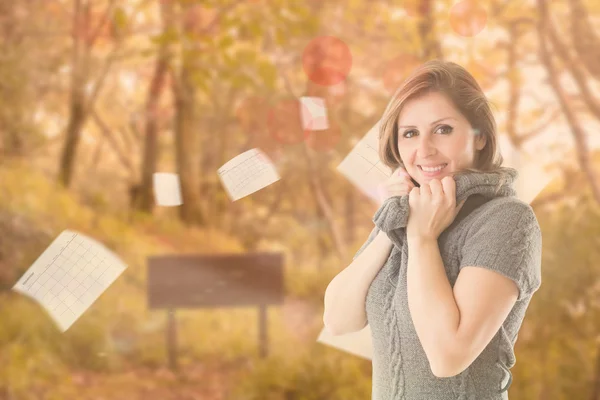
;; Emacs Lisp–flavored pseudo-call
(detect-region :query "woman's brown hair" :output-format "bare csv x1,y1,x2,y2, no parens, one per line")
378,59,509,189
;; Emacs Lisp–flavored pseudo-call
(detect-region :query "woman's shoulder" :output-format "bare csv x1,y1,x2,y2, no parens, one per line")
470,196,540,232
479,196,535,215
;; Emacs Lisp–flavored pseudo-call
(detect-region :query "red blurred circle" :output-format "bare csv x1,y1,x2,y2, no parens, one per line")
302,36,353,87
381,54,421,93
449,0,488,37
267,97,305,145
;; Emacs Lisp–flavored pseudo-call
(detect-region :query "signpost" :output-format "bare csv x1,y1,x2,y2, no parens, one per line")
147,253,284,370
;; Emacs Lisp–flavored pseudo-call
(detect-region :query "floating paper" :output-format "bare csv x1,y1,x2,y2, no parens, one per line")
317,325,373,360
12,230,128,332
300,96,329,131
337,120,393,202
217,148,281,201
153,173,183,206
497,135,553,204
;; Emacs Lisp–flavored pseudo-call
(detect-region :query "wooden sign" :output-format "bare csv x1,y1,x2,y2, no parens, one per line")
147,253,284,309
147,252,284,369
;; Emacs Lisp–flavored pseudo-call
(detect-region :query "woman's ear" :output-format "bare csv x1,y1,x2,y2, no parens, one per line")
475,134,486,151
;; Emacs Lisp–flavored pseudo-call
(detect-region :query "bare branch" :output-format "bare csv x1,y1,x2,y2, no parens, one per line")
536,0,600,204
545,10,600,120
517,107,563,145
90,108,135,175
87,0,118,48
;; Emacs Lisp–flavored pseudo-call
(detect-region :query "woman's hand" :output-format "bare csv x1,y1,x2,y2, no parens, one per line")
376,167,415,206
406,176,466,241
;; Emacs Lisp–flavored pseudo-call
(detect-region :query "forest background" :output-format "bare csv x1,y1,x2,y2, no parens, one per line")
1,0,600,399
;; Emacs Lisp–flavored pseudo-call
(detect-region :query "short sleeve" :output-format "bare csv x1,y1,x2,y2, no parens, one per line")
459,200,542,301
353,226,380,260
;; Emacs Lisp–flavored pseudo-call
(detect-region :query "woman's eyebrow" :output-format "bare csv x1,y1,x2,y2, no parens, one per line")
398,117,456,128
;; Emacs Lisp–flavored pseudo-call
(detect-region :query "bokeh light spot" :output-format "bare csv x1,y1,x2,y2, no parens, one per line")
302,36,353,87
449,0,488,37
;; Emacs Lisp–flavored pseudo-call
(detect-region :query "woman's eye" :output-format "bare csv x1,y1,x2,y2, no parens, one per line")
437,125,453,135
402,125,452,138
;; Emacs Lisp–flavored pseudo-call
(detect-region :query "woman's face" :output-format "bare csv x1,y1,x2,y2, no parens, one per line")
396,91,486,186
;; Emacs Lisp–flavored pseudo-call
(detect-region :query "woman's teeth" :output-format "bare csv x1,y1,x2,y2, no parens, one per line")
420,164,447,172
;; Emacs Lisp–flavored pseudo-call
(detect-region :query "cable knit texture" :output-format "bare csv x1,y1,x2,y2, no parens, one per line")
353,167,542,400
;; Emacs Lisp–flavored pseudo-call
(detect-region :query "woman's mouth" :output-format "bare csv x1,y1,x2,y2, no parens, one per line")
418,163,448,177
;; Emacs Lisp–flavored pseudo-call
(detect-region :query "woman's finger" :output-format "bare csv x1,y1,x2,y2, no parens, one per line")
428,179,443,201
441,176,456,204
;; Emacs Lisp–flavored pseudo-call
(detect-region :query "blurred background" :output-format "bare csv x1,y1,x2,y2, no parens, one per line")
0,0,600,399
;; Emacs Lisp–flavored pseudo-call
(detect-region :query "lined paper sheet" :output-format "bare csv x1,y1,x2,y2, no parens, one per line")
300,96,329,131
217,148,281,201
153,172,183,206
12,230,127,332
337,121,393,202
317,325,373,360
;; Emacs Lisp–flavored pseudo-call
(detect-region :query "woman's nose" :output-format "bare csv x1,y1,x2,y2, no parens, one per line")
416,136,437,157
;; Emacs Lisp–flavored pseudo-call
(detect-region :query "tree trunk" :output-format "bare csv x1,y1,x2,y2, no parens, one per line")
590,341,600,400
418,0,443,60
569,0,600,80
59,95,86,187
135,0,172,213
172,3,204,225
58,0,87,188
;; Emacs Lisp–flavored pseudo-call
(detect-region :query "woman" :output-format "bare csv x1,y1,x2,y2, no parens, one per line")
323,60,542,400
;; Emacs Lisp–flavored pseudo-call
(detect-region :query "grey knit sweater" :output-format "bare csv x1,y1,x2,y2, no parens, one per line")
354,167,542,400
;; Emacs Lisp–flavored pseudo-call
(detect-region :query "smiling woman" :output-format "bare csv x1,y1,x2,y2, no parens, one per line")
323,60,543,400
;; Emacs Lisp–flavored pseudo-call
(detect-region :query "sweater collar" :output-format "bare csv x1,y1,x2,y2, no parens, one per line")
372,166,519,235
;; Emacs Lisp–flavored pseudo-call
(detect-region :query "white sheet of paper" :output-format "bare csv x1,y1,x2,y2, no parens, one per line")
337,120,393,202
515,160,554,204
497,135,553,204
153,173,183,206
317,325,373,360
300,96,329,131
217,148,281,201
12,230,127,332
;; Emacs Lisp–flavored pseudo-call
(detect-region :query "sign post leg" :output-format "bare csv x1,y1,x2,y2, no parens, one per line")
167,308,178,370
259,304,268,358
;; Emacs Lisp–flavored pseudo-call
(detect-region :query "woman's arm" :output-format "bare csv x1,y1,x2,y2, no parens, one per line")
406,236,461,376
323,231,394,335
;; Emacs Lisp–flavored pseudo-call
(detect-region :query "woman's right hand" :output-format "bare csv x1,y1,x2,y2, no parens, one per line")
376,167,415,206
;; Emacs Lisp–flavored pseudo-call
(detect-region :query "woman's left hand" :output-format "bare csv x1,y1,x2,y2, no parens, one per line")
406,176,466,241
